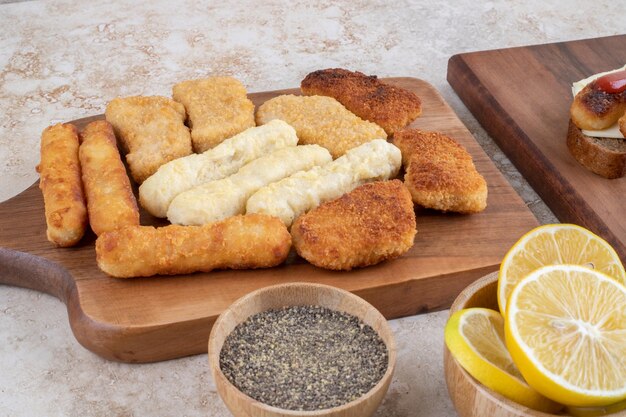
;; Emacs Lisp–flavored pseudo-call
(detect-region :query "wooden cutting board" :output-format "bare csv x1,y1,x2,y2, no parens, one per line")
447,35,626,261
0,78,538,363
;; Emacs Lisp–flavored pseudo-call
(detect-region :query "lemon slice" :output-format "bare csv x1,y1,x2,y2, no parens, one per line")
498,224,626,314
444,308,560,412
505,265,626,407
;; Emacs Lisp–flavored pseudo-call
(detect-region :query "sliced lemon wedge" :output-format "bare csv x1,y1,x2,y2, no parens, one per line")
505,264,626,407
445,308,560,412
498,224,625,314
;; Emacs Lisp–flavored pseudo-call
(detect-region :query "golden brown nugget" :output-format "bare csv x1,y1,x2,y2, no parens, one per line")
301,68,422,135
172,77,256,152
79,120,139,235
96,214,291,278
291,180,416,271
393,129,487,213
105,96,192,184
256,94,387,158
37,123,88,247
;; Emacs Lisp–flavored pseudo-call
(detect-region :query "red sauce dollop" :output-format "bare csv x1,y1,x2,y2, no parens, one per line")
595,69,626,93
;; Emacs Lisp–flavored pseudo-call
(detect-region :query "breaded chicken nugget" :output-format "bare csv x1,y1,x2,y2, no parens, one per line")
173,77,256,152
246,139,401,226
79,120,139,235
301,68,422,135
105,96,192,184
291,180,416,271
168,145,332,225
96,214,291,278
393,129,487,213
256,94,387,158
37,123,88,247
139,119,298,218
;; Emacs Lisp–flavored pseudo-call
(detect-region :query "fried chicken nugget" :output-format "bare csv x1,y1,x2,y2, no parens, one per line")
173,77,256,153
301,68,422,135
393,129,487,213
79,120,139,235
105,96,192,184
139,119,298,218
96,214,291,278
37,123,88,247
256,94,387,158
246,139,401,226
167,145,332,225
291,180,416,271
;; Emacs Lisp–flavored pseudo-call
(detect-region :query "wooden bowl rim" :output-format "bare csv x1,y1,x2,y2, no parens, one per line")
208,281,397,416
446,271,626,417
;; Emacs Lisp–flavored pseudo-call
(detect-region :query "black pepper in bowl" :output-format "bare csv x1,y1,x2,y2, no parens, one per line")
219,305,389,411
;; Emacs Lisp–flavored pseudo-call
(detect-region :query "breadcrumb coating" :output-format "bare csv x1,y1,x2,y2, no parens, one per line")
291,180,416,271
256,94,387,158
301,68,422,135
393,129,487,213
79,120,139,235
105,96,192,184
96,214,291,278
37,123,87,247
172,77,256,152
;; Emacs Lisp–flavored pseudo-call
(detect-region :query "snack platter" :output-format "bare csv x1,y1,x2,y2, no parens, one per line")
447,34,626,260
0,77,538,363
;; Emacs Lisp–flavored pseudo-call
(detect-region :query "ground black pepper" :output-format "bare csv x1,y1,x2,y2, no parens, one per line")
219,305,388,411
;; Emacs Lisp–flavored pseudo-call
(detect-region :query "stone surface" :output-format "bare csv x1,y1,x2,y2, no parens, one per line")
0,0,619,415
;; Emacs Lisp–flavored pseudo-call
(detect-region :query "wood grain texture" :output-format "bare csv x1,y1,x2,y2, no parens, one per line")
447,35,626,261
208,282,395,417
443,272,626,417
0,78,538,363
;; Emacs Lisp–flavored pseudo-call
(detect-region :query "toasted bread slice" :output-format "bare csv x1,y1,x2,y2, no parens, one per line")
566,120,626,179
300,68,422,135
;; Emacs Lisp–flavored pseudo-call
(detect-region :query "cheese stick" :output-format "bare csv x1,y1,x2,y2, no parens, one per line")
139,120,298,218
95,214,291,278
246,139,402,226
167,145,332,225
79,120,139,235
37,123,88,247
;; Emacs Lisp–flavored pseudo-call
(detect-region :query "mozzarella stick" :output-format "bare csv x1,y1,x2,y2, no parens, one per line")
37,123,88,247
167,145,332,225
79,120,139,235
95,214,291,278
139,119,298,218
246,139,402,226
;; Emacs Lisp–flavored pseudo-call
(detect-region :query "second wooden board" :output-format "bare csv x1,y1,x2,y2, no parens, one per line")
447,35,626,261
0,78,538,363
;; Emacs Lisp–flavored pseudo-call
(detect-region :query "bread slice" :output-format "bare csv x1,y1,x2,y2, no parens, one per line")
566,120,626,179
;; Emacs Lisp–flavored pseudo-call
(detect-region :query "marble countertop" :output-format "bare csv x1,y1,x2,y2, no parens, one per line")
0,1,620,416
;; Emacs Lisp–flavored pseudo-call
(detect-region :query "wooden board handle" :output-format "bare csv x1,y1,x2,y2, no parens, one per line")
0,247,74,303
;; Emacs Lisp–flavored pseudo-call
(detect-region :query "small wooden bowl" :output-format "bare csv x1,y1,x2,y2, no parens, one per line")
444,272,626,417
208,282,397,417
